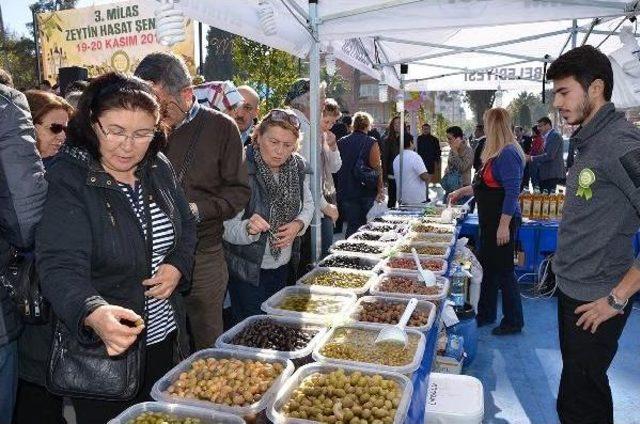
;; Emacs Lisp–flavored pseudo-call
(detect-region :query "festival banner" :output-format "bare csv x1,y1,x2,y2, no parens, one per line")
37,0,195,83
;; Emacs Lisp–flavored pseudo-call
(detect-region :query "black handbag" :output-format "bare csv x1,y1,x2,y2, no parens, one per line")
46,319,144,400
352,139,379,191
1,248,50,325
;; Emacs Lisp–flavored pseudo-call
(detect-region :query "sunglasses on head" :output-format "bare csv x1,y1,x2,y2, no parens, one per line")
43,123,68,134
267,109,301,130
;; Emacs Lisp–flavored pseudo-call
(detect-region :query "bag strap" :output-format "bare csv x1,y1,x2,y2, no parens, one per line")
176,116,206,187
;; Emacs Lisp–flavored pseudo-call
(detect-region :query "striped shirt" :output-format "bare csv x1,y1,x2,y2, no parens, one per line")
118,182,177,345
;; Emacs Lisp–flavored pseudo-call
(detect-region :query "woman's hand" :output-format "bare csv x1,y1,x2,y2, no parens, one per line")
142,264,182,300
497,222,510,246
84,305,144,356
274,219,304,249
324,131,337,150
449,189,461,204
322,204,339,223
246,213,271,235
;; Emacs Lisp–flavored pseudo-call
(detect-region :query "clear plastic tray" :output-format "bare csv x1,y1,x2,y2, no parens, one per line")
358,222,408,234
296,267,377,296
311,322,426,375
151,348,294,416
392,241,451,259
372,214,419,225
329,239,393,259
316,253,382,273
261,285,357,321
346,295,436,333
108,402,245,424
405,231,456,246
347,230,403,243
410,222,456,234
215,315,328,361
370,271,450,301
379,253,449,276
267,363,413,424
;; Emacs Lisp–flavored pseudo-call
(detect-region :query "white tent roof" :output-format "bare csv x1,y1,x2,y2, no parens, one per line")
179,0,640,90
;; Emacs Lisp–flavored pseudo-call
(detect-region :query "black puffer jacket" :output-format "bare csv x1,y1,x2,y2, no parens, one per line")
36,145,196,358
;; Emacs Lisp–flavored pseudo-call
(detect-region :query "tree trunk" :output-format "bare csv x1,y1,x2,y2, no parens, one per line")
204,27,234,81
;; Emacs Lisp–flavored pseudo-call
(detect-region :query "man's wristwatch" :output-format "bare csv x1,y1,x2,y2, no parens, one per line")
607,291,628,311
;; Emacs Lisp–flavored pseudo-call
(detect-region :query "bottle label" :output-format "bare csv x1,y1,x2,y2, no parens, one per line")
533,199,542,218
522,199,532,218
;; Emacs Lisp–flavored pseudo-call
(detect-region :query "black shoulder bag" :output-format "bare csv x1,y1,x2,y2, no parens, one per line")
46,184,154,401
352,138,379,191
1,248,50,325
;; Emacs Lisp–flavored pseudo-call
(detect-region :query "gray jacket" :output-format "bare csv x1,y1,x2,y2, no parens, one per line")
532,128,565,181
554,103,640,301
0,84,47,345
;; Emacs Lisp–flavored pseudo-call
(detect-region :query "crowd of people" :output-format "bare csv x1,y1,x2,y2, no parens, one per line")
1,43,640,424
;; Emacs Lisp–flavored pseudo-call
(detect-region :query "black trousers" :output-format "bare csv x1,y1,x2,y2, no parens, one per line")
13,379,66,424
72,333,175,424
387,179,397,208
557,291,632,424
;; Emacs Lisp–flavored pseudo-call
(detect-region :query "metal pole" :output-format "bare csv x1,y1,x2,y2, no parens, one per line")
198,21,203,74
398,84,404,206
32,8,42,83
571,19,578,49
308,0,322,263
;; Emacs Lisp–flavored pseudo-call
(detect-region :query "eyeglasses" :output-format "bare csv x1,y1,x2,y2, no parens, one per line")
96,120,156,145
267,109,301,130
38,123,67,134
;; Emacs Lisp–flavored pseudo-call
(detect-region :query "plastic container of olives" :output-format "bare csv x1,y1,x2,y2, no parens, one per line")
108,401,246,424
373,214,418,225
406,231,456,246
410,222,456,235
316,254,382,273
329,240,393,259
346,295,437,333
369,271,450,302
215,315,328,364
262,286,357,321
312,322,426,376
347,230,403,243
379,253,449,276
151,348,294,417
296,268,377,296
358,222,408,234
393,242,451,259
267,363,413,424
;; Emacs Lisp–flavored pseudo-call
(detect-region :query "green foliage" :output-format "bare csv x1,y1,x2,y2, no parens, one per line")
464,90,496,124
433,113,451,142
231,37,300,111
321,66,350,110
507,91,549,130
0,32,38,91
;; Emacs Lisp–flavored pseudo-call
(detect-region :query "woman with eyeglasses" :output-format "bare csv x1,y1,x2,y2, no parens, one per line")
223,108,314,324
13,91,73,424
35,73,197,422
24,90,73,165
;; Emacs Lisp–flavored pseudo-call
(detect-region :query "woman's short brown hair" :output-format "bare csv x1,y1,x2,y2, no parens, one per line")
352,111,373,132
24,90,74,124
323,98,341,118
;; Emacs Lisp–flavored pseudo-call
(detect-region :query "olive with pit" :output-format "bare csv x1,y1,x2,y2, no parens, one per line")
127,412,202,424
334,242,385,255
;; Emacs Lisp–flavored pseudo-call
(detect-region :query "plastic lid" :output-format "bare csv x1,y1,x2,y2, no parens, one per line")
107,402,245,424
424,373,484,424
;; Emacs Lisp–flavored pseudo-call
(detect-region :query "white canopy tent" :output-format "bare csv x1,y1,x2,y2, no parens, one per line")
176,0,640,261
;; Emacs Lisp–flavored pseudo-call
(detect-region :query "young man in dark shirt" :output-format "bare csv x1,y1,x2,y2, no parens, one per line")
416,123,441,201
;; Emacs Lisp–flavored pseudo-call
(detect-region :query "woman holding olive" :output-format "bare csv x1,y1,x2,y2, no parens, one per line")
36,73,197,422
450,108,524,335
223,108,314,324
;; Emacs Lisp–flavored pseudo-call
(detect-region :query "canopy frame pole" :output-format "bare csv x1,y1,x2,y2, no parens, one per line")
581,18,600,45
398,64,408,206
533,0,632,9
320,0,424,23
282,0,310,21
308,0,322,264
571,19,578,48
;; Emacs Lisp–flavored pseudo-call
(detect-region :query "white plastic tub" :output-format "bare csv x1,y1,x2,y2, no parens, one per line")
108,402,246,424
406,232,456,246
379,253,449,276
393,242,452,259
410,222,456,235
358,222,408,234
296,267,377,296
312,322,426,375
370,271,450,302
151,348,294,417
268,363,413,424
346,295,437,333
261,285,357,321
329,239,393,259
316,253,382,273
348,230,403,243
215,315,327,365
424,373,484,424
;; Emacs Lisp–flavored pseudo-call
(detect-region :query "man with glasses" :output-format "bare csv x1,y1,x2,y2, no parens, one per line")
135,53,250,350
234,85,260,146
